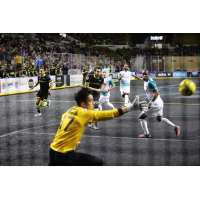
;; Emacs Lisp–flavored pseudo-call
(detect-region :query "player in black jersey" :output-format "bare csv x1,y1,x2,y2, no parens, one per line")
44,65,50,76
29,68,54,117
85,66,104,130
50,64,56,75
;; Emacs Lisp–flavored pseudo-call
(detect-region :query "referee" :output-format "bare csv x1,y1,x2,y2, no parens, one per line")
29,68,54,117
85,66,104,130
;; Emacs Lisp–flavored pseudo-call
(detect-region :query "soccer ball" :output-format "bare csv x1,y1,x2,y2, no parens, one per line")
179,79,196,96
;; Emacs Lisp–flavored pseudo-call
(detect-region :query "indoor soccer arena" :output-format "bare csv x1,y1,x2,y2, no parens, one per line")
0,33,200,166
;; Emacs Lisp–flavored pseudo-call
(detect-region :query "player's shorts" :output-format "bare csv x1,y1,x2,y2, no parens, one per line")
120,86,130,96
36,90,48,102
100,93,110,105
92,93,100,103
141,96,164,117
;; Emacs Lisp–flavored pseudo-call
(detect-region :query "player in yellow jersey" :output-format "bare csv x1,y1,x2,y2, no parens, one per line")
48,88,143,166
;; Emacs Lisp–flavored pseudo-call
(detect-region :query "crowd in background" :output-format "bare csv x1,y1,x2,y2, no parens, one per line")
173,43,200,56
1,33,200,79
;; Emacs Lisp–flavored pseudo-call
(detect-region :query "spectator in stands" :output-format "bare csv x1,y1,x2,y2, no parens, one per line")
62,63,69,75
56,63,61,75
17,68,26,77
6,66,16,78
176,67,180,71
0,66,5,78
11,56,17,67
15,52,22,71
36,55,43,71
27,65,35,77
50,64,56,75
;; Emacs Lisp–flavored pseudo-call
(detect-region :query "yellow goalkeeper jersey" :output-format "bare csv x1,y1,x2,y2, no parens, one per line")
50,106,119,153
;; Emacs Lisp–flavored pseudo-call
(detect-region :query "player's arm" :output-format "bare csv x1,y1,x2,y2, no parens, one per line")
148,89,159,109
85,82,101,93
104,79,115,92
133,74,143,80
148,81,158,109
48,80,54,96
85,75,101,93
118,72,124,81
30,82,40,91
84,107,130,123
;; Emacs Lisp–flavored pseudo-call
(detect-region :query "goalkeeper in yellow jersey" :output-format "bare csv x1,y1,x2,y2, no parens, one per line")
48,87,143,166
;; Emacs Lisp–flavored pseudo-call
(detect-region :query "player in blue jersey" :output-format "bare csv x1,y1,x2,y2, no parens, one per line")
133,69,180,138
118,64,134,106
99,69,116,112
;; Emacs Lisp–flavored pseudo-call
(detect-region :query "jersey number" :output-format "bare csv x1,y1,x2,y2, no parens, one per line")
59,115,75,131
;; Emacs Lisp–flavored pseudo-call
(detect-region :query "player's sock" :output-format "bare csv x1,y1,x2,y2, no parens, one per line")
139,119,149,135
42,102,47,107
99,104,102,111
161,118,176,127
125,94,129,105
36,104,40,113
106,102,115,110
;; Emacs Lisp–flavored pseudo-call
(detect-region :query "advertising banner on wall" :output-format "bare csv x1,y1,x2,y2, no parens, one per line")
0,78,20,94
187,71,200,77
55,76,64,87
150,71,157,78
173,72,187,78
135,72,142,78
70,75,83,85
157,72,173,77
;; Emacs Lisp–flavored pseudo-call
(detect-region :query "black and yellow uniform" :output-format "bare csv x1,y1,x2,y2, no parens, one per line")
36,74,52,102
50,67,56,75
82,67,89,85
45,71,50,76
28,67,34,76
86,73,104,97
56,66,60,75
85,73,104,128
49,106,123,165
22,67,27,76
44,66,50,76
33,67,38,76
7,69,15,77
18,71,24,77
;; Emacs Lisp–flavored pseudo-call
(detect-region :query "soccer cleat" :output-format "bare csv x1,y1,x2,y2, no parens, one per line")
174,126,180,137
138,133,151,138
88,123,92,128
35,113,41,117
93,125,99,130
46,100,51,108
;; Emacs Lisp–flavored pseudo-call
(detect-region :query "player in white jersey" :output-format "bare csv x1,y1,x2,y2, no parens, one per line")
133,69,180,138
118,64,134,106
99,69,115,111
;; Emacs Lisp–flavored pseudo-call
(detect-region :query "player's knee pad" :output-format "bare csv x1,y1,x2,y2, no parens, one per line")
122,93,129,97
124,92,129,96
156,116,162,122
139,112,147,119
